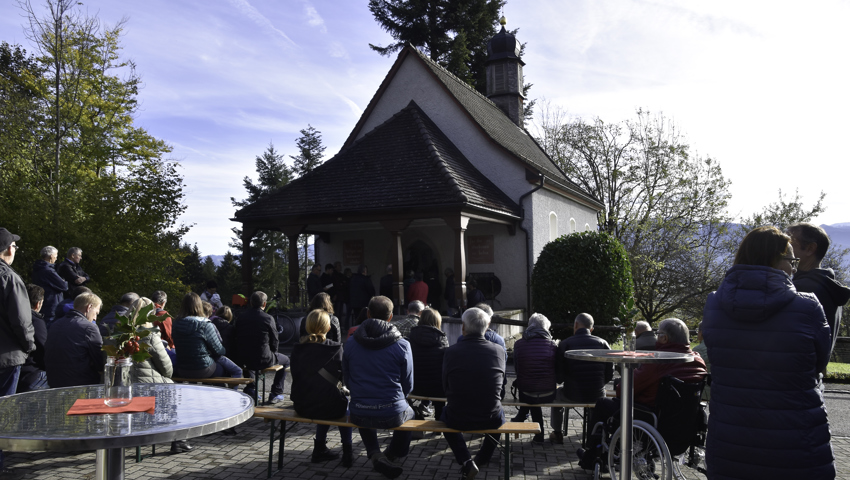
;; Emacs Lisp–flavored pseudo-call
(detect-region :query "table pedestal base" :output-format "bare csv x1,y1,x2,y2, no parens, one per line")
619,364,634,479
95,448,125,480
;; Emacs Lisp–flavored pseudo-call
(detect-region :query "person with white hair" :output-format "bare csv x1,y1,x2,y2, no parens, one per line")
634,320,657,350
57,247,90,297
510,313,558,443
441,307,507,478
31,245,68,326
456,303,506,360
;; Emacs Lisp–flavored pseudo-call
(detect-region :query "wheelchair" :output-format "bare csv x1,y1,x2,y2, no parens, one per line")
587,375,708,480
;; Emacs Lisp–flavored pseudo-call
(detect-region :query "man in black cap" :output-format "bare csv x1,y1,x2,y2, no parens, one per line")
0,228,35,473
0,228,35,396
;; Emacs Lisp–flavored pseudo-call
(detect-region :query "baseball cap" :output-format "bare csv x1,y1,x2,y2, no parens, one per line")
0,228,21,250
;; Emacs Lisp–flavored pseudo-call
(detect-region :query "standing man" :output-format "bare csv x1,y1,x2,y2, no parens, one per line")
786,223,850,356
0,228,34,480
379,264,394,299
441,307,507,478
549,313,613,444
343,296,413,479
349,265,375,320
44,292,105,388
0,228,35,395
199,280,223,311
306,264,323,301
31,246,68,326
57,247,91,297
406,272,429,305
320,263,336,300
444,268,458,317
234,291,290,404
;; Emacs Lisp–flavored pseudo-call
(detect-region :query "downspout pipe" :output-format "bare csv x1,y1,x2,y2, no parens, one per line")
518,172,545,317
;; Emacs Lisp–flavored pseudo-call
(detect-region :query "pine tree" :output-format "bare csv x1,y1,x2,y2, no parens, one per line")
368,0,505,93
290,125,326,178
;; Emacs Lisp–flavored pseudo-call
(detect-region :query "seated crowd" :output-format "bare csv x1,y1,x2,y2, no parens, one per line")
15,248,707,480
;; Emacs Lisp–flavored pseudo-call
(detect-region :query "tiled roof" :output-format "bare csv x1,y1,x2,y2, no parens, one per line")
409,47,602,208
235,102,520,222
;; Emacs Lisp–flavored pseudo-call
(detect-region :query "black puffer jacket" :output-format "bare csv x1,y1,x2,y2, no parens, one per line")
172,316,225,371
555,328,613,402
408,325,447,397
291,339,347,419
703,265,833,480
512,323,558,394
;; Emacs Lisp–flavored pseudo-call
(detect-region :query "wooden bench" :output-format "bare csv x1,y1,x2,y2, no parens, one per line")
248,365,286,406
407,394,598,445
253,407,540,480
171,377,253,386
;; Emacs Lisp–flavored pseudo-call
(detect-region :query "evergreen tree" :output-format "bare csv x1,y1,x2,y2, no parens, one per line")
368,0,504,93
231,143,292,299
290,125,326,178
180,244,205,292
215,251,243,306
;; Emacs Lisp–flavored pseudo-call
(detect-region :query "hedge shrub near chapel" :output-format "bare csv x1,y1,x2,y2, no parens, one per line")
532,231,634,342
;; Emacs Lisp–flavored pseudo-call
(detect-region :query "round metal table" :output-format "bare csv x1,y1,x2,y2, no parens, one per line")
0,383,253,480
565,349,693,479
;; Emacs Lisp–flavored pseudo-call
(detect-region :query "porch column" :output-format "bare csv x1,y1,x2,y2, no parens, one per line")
240,227,258,297
281,225,306,306
381,220,412,313
444,215,470,311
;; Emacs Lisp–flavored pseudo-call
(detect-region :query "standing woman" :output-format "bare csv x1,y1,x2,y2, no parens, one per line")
290,309,352,466
299,292,342,342
703,226,833,479
171,293,242,383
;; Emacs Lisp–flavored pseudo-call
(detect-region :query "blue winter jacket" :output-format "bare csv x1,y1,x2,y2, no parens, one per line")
343,318,413,418
702,264,834,480
31,260,67,326
172,316,226,371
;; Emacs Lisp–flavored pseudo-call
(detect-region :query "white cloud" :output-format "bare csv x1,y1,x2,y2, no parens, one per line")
305,4,327,33
226,0,297,47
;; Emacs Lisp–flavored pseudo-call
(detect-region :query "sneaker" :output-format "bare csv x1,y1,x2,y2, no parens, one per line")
549,431,564,444
267,394,285,405
372,453,403,479
460,459,479,480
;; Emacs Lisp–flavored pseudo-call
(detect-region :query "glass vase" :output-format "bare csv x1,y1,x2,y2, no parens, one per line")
104,357,133,407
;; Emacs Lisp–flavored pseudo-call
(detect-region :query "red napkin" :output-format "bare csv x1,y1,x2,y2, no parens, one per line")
67,397,156,415
608,351,655,357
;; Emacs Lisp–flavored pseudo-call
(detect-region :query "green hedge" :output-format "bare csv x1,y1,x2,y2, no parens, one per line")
532,231,633,342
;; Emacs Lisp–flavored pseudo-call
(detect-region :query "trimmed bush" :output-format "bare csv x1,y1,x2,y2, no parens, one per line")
532,231,634,342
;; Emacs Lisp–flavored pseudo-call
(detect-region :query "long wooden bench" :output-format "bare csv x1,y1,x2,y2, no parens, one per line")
171,377,253,386
407,394,599,444
253,407,540,480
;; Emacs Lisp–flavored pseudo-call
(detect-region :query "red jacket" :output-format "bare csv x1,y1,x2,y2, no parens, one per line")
407,281,429,305
617,342,706,407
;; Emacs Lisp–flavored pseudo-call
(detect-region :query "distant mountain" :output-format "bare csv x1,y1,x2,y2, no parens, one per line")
822,224,850,252
205,255,226,267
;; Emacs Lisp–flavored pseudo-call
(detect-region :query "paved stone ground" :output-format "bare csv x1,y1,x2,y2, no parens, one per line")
1,373,848,479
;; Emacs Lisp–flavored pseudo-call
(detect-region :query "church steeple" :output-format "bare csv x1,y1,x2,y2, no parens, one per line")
486,17,525,127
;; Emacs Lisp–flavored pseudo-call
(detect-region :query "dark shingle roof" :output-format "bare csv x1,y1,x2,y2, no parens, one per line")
409,47,602,208
235,102,520,222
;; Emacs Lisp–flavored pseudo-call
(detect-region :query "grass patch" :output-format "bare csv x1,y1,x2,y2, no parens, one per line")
826,363,850,383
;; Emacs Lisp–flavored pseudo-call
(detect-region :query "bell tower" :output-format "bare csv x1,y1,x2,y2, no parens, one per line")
486,17,525,127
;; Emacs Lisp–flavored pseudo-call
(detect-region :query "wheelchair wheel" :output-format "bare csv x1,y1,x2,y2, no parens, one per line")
275,314,297,345
593,462,601,480
608,420,673,480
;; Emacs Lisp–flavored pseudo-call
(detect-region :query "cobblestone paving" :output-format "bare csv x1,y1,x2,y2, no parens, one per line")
1,374,847,479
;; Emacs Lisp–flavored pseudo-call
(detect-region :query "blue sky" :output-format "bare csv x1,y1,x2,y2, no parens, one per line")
2,0,847,255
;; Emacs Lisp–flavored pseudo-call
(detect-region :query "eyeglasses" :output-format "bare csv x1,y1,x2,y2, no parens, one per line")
782,256,800,269
10,244,19,251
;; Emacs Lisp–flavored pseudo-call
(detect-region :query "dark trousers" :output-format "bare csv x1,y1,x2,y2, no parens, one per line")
441,407,505,465
248,353,290,396
0,365,21,397
514,391,555,440
352,407,414,458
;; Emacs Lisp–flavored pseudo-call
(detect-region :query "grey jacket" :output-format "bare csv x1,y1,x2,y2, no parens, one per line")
131,330,173,384
0,258,35,368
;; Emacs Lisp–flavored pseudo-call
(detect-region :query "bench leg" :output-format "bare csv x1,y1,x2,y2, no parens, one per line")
135,446,141,463
278,420,285,471
268,420,276,479
504,434,511,480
